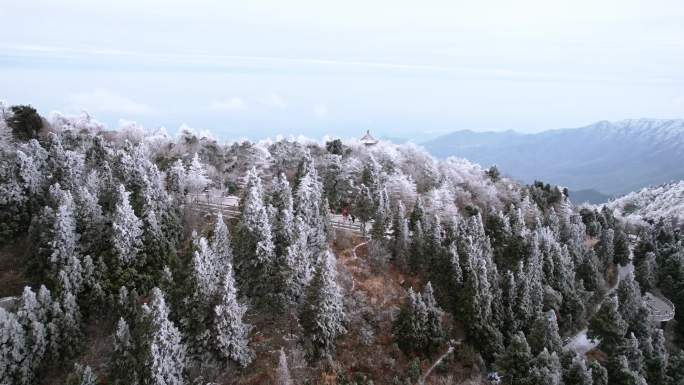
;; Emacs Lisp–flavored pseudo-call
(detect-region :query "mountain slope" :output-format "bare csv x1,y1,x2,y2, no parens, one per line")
606,180,684,224
423,119,684,197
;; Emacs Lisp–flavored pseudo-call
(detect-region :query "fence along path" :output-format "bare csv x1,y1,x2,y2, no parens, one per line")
188,193,365,234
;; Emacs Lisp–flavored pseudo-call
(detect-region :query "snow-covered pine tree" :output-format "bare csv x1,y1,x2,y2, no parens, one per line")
236,168,276,299
143,288,187,385
270,173,295,256
301,249,346,356
212,264,253,367
50,189,78,273
275,347,292,385
495,331,534,385
109,318,138,385
211,212,233,279
65,363,98,385
588,296,627,355
391,201,410,266
187,152,210,194
167,159,188,199
563,355,593,385
74,186,105,257
421,282,444,355
530,349,562,385
112,184,143,266
528,311,562,355
294,171,327,254
192,237,220,299
0,308,27,385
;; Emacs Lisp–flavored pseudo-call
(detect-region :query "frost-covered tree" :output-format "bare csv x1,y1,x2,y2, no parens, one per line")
144,288,187,385
212,265,253,367
495,331,533,385
50,189,78,272
589,360,608,385
0,308,27,385
270,173,295,257
109,318,138,385
276,216,313,308
112,184,143,265
275,347,292,385
528,311,562,355
167,159,187,198
74,186,105,257
393,283,444,357
588,296,627,354
187,152,211,194
65,363,98,385
236,167,277,299
294,171,327,254
564,355,593,385
211,213,233,276
391,201,410,266
530,349,562,385
301,250,346,356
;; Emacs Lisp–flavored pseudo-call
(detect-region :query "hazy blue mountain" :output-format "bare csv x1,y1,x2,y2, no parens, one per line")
567,189,613,205
423,119,684,198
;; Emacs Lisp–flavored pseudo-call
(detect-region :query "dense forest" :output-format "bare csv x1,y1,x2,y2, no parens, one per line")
1,104,683,385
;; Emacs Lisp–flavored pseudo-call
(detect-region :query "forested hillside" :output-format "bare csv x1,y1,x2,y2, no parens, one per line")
605,181,684,226
1,105,684,385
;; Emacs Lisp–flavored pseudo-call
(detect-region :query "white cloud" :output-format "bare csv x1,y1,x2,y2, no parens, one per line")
208,97,246,111
314,103,328,117
67,88,151,115
262,92,287,109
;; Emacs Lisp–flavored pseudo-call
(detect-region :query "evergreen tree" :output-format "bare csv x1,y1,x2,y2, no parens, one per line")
74,186,105,258
634,252,657,292
211,213,233,277
186,152,210,194
301,250,346,356
617,273,650,336
667,350,684,385
596,228,614,271
167,159,187,199
50,189,79,273
270,173,295,257
111,184,143,266
275,347,292,385
588,296,627,355
393,283,444,357
212,265,253,367
65,363,98,385
0,308,27,385
531,349,563,385
564,355,593,385
391,201,410,267
613,229,631,266
495,331,533,385
589,360,608,385
110,318,138,385
528,311,562,355
645,328,668,385
236,167,277,300
143,288,187,385
607,355,647,385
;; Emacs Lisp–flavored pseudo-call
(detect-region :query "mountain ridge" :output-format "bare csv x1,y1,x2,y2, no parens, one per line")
423,118,684,197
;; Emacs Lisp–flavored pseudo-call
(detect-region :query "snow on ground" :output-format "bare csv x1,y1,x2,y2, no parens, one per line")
564,329,599,355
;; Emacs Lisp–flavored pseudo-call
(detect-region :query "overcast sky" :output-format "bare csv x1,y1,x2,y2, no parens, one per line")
1,0,683,141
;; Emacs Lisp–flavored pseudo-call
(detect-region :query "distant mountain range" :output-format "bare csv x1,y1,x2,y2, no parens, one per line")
423,119,684,202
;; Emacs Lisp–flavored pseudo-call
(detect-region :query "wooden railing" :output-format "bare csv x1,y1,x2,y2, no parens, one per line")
188,193,365,234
